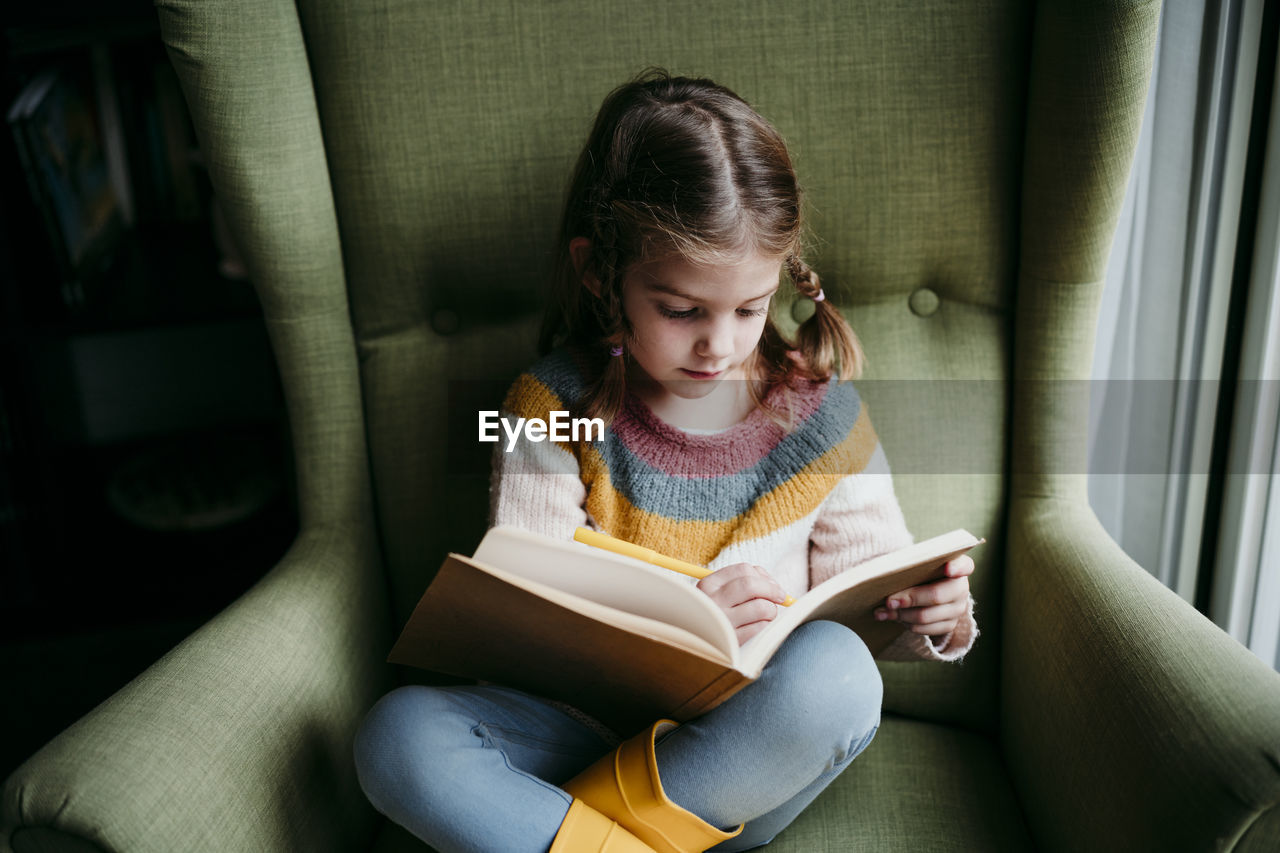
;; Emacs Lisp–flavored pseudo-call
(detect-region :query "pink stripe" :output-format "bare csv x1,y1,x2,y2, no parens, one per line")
613,380,829,478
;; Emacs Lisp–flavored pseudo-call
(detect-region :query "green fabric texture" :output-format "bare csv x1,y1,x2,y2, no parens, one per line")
6,0,1279,851
160,0,374,532
770,715,1032,852
1005,499,1280,851
1013,0,1164,503
1002,2,1280,849
4,527,390,853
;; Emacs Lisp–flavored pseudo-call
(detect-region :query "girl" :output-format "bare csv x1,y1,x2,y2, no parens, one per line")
355,71,977,853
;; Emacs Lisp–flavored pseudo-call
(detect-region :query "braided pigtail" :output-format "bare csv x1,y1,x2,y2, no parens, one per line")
581,300,629,424
581,346,626,423
786,255,864,380
577,217,631,424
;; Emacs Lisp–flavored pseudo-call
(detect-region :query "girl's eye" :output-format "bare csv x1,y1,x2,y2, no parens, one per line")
656,305,768,320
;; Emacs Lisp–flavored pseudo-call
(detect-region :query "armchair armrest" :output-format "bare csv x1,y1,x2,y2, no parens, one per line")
2,524,392,853
1003,496,1280,852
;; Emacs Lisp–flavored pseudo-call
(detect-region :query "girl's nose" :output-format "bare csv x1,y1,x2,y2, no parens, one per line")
698,317,735,360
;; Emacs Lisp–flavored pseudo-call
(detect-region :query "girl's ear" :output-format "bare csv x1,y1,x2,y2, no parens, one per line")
569,237,602,298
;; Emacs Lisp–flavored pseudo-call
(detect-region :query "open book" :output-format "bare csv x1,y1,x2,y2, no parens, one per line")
389,526,982,733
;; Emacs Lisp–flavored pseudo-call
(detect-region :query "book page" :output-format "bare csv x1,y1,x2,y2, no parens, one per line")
474,526,738,660
737,529,981,674
463,555,732,664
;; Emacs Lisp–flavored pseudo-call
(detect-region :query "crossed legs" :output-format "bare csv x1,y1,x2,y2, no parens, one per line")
354,621,883,852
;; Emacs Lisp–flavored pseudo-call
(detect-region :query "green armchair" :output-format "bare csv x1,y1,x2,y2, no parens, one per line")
5,0,1279,850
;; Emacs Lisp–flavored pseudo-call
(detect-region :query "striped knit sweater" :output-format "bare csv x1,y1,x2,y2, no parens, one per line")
489,347,977,662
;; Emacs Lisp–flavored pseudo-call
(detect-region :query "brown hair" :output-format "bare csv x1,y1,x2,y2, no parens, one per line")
540,69,863,424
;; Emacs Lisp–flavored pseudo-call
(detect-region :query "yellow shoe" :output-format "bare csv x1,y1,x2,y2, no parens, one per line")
562,720,743,853
550,799,653,851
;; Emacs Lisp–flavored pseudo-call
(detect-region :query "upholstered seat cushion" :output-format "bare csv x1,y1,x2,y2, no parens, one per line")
368,714,1033,852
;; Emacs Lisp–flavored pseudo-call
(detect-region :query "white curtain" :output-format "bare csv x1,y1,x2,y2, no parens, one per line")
1089,0,1279,668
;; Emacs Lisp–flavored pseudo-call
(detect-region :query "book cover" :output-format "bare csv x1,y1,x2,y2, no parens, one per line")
389,526,981,733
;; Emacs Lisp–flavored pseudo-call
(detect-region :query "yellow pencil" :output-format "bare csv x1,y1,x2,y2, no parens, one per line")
573,527,794,606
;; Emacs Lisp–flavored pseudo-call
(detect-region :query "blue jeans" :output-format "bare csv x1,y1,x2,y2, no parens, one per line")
354,621,882,852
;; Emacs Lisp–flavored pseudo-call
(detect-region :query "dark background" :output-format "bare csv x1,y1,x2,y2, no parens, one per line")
2,1,299,780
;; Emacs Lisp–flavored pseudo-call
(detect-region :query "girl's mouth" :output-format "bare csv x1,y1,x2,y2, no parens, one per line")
679,368,723,379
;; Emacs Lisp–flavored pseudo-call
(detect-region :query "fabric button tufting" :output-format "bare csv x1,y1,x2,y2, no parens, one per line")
790,297,816,324
909,288,940,317
430,307,461,336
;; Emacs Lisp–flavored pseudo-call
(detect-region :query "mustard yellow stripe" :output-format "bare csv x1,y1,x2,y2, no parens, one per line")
582,405,880,564
502,373,565,419
583,445,735,565
501,372,578,455
734,402,879,541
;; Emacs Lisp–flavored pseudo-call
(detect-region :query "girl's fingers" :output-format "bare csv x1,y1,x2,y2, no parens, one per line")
727,597,779,628
696,562,754,596
878,599,967,631
698,563,786,645
698,564,788,605
882,556,974,608
735,619,772,645
721,576,788,607
883,575,969,611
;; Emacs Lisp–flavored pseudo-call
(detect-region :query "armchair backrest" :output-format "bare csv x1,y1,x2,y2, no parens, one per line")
157,0,1158,734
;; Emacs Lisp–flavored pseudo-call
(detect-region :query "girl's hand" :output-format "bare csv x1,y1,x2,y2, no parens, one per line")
697,562,789,645
875,555,974,643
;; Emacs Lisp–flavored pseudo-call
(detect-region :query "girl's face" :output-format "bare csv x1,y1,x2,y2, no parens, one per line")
620,250,781,411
